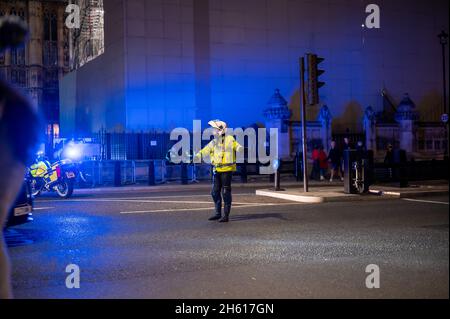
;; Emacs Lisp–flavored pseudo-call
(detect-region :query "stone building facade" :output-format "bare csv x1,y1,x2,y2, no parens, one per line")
0,0,70,137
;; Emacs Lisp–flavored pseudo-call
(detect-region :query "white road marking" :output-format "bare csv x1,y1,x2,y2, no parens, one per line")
33,207,54,211
402,198,449,205
120,202,302,214
36,193,256,203
37,198,252,205
121,206,216,214
122,193,256,199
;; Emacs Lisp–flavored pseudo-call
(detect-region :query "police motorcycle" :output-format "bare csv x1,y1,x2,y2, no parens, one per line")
27,146,86,198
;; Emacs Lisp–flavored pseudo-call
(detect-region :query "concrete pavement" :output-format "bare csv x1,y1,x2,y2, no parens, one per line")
256,181,449,203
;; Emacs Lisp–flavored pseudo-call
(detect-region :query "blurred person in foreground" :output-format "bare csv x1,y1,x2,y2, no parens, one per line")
0,15,41,299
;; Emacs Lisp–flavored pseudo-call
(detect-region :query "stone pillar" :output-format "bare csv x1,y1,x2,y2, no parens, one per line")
27,1,44,112
317,105,333,153
363,106,376,154
263,89,292,160
395,94,418,154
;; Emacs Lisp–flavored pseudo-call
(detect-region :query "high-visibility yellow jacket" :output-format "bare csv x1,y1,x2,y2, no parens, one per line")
195,135,244,173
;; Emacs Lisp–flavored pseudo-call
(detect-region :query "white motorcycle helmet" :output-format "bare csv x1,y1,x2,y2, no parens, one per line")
208,119,227,136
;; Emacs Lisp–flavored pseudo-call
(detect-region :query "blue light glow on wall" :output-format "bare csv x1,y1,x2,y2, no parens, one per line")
61,0,449,136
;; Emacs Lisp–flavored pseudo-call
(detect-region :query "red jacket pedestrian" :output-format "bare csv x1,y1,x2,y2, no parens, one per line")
318,148,328,169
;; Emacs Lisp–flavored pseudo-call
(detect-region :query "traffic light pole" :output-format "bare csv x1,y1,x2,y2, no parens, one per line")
441,37,449,158
300,57,309,192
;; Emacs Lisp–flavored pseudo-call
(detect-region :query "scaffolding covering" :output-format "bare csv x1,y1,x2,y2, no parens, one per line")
70,0,104,70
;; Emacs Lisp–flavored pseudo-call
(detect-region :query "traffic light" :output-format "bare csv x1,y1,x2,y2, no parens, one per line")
306,53,325,105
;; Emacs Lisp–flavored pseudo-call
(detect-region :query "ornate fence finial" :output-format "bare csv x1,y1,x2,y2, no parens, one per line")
364,105,376,125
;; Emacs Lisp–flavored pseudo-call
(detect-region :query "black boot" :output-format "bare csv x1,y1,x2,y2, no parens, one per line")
219,205,231,223
208,201,222,221
208,212,221,221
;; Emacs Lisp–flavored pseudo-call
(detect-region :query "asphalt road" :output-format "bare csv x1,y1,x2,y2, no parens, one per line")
5,186,449,299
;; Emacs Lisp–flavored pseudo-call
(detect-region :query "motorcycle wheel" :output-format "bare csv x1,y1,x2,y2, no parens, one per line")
55,180,74,198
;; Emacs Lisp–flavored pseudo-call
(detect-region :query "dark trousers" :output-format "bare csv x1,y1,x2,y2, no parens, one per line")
211,171,233,215
310,160,320,180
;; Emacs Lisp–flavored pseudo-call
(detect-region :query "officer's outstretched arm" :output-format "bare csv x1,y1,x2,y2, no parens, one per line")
234,139,244,153
192,152,201,163
193,143,212,163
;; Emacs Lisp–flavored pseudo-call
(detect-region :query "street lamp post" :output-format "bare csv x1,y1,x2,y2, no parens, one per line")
438,30,449,158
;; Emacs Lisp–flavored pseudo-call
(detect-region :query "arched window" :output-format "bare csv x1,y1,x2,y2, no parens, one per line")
10,49,25,66
43,11,58,66
44,11,58,42
8,7,25,19
17,8,25,19
9,7,26,66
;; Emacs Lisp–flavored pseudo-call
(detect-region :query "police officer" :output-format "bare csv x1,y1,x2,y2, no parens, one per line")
194,120,243,223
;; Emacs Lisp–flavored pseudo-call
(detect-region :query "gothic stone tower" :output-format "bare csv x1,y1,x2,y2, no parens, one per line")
0,0,70,137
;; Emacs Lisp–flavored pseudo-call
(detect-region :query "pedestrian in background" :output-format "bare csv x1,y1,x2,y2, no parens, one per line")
317,145,328,181
343,137,353,150
311,144,321,180
341,137,353,177
327,140,343,182
384,144,394,179
384,144,394,165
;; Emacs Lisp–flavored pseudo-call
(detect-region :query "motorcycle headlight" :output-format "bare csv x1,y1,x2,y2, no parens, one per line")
64,145,82,160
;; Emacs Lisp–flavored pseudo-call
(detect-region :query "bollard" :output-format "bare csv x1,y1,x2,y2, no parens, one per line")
181,163,189,185
114,161,122,187
274,169,281,191
148,160,155,186
271,159,284,191
295,152,303,182
363,150,375,192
